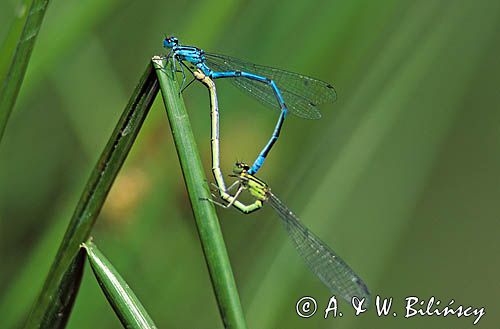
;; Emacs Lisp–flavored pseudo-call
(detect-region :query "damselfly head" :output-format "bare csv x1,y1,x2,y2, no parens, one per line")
163,36,179,49
233,162,250,174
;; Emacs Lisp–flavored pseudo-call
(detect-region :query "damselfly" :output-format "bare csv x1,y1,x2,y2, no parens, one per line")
163,36,337,175
218,162,371,305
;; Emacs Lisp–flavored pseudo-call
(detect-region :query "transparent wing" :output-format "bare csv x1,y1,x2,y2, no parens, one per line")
268,192,370,304
204,53,337,119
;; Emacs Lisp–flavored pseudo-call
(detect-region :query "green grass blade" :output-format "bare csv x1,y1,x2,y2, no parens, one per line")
83,240,158,329
23,248,87,329
23,63,159,329
0,0,51,142
152,58,248,329
0,0,32,82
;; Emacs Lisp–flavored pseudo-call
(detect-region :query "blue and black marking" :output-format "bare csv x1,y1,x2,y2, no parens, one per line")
163,36,336,175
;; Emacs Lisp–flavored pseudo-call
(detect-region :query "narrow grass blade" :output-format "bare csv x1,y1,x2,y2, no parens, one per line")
152,57,248,329
83,240,158,329
0,0,51,142
44,248,87,329
0,0,32,82
23,63,159,329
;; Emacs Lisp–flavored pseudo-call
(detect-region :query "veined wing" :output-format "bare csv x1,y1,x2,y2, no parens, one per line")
204,52,337,119
268,192,371,304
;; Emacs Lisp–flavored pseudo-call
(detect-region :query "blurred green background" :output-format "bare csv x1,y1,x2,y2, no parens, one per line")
1,0,499,328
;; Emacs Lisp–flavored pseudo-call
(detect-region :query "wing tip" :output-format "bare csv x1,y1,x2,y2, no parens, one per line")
327,84,338,101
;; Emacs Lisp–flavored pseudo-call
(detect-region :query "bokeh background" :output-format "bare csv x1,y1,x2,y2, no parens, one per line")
1,0,499,328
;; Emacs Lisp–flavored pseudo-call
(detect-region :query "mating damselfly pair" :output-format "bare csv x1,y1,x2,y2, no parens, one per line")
162,36,370,305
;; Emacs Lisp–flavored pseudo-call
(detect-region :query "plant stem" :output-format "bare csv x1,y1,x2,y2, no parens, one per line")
23,63,159,329
153,58,248,329
0,0,51,143
83,240,158,329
